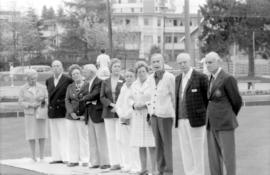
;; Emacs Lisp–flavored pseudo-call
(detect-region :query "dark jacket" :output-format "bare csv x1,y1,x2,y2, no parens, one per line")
100,76,125,119
175,69,209,128
65,82,84,120
79,77,104,124
46,74,73,119
206,69,242,131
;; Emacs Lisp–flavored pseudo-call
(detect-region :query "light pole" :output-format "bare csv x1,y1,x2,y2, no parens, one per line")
106,0,113,57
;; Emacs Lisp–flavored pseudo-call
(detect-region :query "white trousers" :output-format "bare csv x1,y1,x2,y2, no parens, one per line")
49,118,68,161
177,119,206,175
66,119,89,163
88,119,109,166
104,118,120,166
118,123,141,171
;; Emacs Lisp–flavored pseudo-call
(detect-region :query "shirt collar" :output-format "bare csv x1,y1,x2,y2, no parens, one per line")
212,67,222,79
54,73,63,80
154,70,165,79
182,68,193,79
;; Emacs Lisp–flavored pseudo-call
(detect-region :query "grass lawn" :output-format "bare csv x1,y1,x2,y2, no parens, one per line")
0,106,269,175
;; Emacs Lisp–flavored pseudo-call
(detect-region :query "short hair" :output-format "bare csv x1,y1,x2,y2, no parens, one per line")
176,53,191,61
109,58,121,71
51,60,63,67
100,49,105,53
83,64,97,74
135,61,149,74
205,52,221,62
68,64,81,77
25,69,38,79
150,53,164,62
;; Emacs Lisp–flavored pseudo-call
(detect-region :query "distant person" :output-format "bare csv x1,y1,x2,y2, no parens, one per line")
115,69,140,173
65,64,89,167
129,61,157,175
100,58,125,170
148,53,175,175
45,60,73,164
19,69,48,162
175,53,208,175
80,64,110,169
205,52,242,175
96,49,111,80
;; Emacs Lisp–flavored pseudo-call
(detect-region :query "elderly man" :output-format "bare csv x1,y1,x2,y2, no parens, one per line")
45,60,73,164
205,52,242,175
147,53,175,175
175,53,208,175
79,64,110,169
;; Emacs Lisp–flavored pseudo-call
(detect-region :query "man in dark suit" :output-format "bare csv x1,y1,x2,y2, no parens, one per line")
46,60,73,164
175,53,208,175
205,52,242,175
80,64,110,169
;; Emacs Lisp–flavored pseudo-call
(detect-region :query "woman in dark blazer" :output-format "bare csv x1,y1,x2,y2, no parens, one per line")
100,58,125,170
65,64,89,167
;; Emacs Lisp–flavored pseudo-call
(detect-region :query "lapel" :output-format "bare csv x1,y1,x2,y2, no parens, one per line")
184,70,195,93
115,77,124,95
106,78,113,100
210,69,226,98
49,75,66,99
89,77,97,93
176,74,182,97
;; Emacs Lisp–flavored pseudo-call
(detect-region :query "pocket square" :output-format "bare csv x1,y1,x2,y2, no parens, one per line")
191,89,198,92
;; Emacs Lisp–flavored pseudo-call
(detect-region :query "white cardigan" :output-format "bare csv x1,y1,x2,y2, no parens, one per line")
115,83,133,119
146,71,175,118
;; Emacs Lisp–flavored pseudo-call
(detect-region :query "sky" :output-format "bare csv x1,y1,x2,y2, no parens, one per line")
0,0,206,15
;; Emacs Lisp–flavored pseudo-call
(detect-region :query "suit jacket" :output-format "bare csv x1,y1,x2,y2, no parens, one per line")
207,69,242,131
19,82,48,116
175,69,208,128
65,82,84,120
100,76,125,119
79,77,104,124
46,74,73,119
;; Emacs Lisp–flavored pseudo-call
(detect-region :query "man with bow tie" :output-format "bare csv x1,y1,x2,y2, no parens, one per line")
175,53,208,175
205,52,242,175
147,53,175,175
45,60,73,164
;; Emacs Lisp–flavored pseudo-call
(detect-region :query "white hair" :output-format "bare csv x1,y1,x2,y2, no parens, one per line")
205,52,221,62
83,64,97,74
25,69,38,78
176,53,191,61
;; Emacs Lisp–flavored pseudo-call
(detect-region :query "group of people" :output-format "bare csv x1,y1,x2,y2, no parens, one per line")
18,50,242,175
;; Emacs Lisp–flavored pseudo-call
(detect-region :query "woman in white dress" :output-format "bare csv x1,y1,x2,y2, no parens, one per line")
19,69,48,162
130,61,156,175
115,69,140,173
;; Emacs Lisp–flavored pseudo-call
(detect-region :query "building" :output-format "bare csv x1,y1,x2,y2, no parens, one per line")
111,0,201,61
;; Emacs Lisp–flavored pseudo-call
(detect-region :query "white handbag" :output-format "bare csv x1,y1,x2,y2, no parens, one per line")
36,105,48,119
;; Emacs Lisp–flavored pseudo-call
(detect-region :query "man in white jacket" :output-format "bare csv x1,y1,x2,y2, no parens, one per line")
147,53,175,175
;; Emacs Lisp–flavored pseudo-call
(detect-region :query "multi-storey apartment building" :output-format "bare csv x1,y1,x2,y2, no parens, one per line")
111,0,200,61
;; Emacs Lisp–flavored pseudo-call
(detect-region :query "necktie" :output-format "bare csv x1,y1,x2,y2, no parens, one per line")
208,75,214,97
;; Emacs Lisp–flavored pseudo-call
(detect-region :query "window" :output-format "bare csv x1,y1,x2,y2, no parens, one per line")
190,21,193,26
128,0,136,3
126,19,130,25
131,8,134,13
180,21,183,26
165,36,171,43
174,36,178,43
158,36,161,43
173,19,177,26
118,0,121,3
144,18,149,25
157,18,161,26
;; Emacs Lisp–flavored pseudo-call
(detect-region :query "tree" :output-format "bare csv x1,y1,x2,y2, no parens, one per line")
47,7,56,19
41,6,48,19
199,0,270,77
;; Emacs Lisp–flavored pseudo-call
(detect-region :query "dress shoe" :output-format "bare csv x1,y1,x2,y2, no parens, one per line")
100,165,110,169
49,160,63,164
89,165,99,168
110,164,121,170
67,162,79,167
